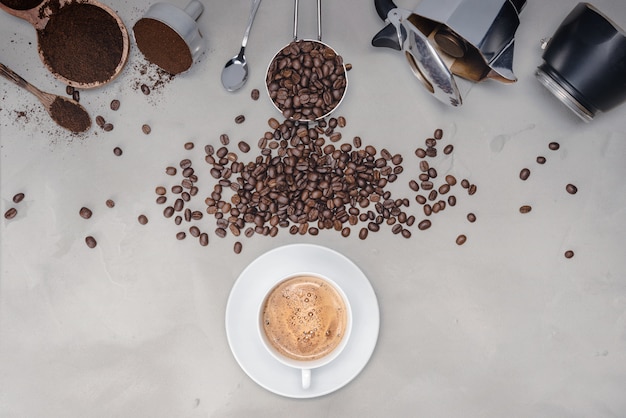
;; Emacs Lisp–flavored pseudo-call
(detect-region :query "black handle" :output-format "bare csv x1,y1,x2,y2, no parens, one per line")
371,23,404,50
374,0,397,20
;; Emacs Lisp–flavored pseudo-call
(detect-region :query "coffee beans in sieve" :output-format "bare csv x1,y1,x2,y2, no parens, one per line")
266,40,347,121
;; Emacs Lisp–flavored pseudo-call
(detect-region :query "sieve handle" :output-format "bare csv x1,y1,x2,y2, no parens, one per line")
293,0,322,41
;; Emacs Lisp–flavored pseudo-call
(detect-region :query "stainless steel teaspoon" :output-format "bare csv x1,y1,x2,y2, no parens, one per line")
221,0,262,92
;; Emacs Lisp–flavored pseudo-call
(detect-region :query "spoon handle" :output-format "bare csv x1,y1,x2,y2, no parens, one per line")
0,63,54,107
241,0,262,51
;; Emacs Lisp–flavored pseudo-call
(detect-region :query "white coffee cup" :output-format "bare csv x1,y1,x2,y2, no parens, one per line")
258,273,352,389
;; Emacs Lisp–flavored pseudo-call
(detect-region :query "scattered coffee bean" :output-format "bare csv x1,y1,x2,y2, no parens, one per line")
456,234,467,245
566,183,578,195
138,214,148,225
468,184,477,195
141,84,150,95
234,241,242,254
409,180,419,191
519,205,532,214
345,63,353,71
72,90,80,102
445,175,456,186
176,231,186,240
66,85,74,95
79,207,93,219
155,186,166,195
85,235,97,248
443,144,453,155
234,115,245,124
418,219,431,230
353,136,362,148
549,142,560,150
251,88,260,100
156,196,167,204
467,213,476,223
447,195,456,206
142,124,151,135
434,128,443,140
238,141,250,153
12,193,25,204
166,166,177,176
184,142,194,150
199,232,209,246
106,199,115,208
95,115,105,127
103,123,114,132
520,168,531,180
219,134,230,145
536,156,546,164
564,250,574,259
110,99,120,111
4,207,17,219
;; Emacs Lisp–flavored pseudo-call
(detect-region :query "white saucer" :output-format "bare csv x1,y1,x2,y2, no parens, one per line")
225,243,380,398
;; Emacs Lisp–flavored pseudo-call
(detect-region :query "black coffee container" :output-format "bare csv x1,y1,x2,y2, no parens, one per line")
535,3,626,121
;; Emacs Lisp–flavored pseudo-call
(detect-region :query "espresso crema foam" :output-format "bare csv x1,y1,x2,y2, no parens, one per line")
262,275,347,361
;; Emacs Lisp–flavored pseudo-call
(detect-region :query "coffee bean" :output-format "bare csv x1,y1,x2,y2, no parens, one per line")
419,161,429,172
238,141,250,153
113,146,122,156
176,231,186,240
4,207,17,219
199,233,209,246
434,128,443,140
566,183,578,195
415,194,426,204
520,168,531,180
564,250,574,259
163,206,175,218
421,181,434,190
79,207,93,219
103,123,114,132
415,148,426,158
155,186,166,195
443,144,453,155
189,226,200,237
468,184,477,195
220,134,230,145
268,118,280,129
549,142,560,150
456,234,467,245
519,205,532,213
66,85,74,95
156,196,167,204
95,115,105,127
338,116,346,128
409,180,420,191
235,115,245,124
467,213,476,222
184,142,194,150
358,227,368,240
448,195,456,206
438,184,450,194
85,235,97,248
72,90,80,102
12,193,25,204
166,166,177,176
251,88,260,100
353,136,362,148
142,124,151,135
179,159,192,169
234,241,242,254
392,224,403,234
418,219,431,230
110,99,120,111
174,215,182,225
141,84,150,95
536,156,546,164
445,175,457,186
106,199,115,208
138,214,148,225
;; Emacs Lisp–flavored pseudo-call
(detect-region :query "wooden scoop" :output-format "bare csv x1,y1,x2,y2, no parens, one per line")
0,0,129,89
0,62,91,133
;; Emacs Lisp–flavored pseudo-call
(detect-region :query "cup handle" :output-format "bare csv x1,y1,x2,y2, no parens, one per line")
301,368,311,389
